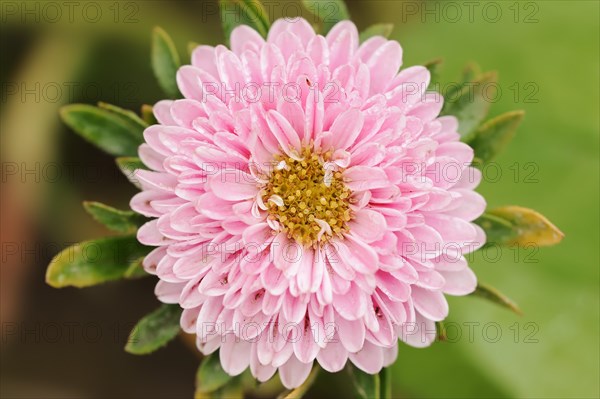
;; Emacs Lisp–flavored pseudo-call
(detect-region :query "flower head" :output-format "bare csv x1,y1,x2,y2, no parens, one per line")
132,18,486,389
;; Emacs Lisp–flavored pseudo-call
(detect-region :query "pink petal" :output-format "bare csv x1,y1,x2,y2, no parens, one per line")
316,337,348,372
250,345,277,382
152,100,176,125
326,21,359,68
411,287,448,321
293,318,320,363
191,45,219,78
335,234,379,274
344,166,389,191
441,267,477,296
278,356,313,389
326,108,364,150
364,41,403,94
266,109,302,156
230,25,265,55
220,337,251,376
401,311,436,348
155,281,185,303
349,209,387,243
332,283,367,320
348,340,384,373
336,316,366,353
209,170,258,201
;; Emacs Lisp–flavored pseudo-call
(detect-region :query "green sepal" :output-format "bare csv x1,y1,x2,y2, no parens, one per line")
219,0,270,43
470,282,523,315
441,71,498,141
125,304,182,355
195,352,234,394
359,23,394,43
302,0,350,34
470,110,525,164
83,201,147,234
46,236,150,288
152,26,182,98
475,206,564,247
60,104,144,157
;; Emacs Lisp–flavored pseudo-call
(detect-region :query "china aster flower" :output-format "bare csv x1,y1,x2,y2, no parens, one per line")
131,18,486,389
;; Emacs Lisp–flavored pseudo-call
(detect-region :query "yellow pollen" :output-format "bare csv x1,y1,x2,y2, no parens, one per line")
263,147,353,246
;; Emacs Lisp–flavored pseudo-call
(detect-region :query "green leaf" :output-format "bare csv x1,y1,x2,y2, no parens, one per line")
219,0,270,43
470,111,525,164
98,102,148,132
125,304,182,355
302,0,350,34
46,236,150,288
461,62,482,83
475,206,564,247
83,201,147,234
442,62,482,107
359,23,394,43
470,282,523,315
195,352,233,394
349,365,380,399
115,157,147,188
152,26,181,98
60,104,144,157
423,58,443,89
141,104,157,125
441,71,497,141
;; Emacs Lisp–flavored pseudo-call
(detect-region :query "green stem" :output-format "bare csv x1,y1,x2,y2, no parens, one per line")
380,367,392,399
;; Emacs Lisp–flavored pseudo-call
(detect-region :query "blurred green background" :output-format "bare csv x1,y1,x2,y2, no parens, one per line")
1,1,598,398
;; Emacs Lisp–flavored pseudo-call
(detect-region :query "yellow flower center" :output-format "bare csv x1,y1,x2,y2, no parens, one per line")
263,147,352,247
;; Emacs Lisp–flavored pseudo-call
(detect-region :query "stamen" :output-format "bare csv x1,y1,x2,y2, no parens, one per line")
262,147,353,246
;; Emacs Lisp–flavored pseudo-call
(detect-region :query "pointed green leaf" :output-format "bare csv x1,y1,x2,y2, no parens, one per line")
471,282,523,315
115,157,146,188
125,304,182,355
470,111,525,164
46,236,150,288
423,58,443,89
219,0,270,43
98,102,147,132
195,352,233,394
475,206,564,247
60,104,143,157
302,0,350,34
83,201,147,233
152,26,181,98
443,62,482,102
462,62,482,83
141,104,157,125
359,23,394,43
441,71,497,141
349,365,380,399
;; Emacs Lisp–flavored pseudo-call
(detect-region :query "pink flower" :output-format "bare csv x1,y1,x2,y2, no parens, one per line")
131,18,486,389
